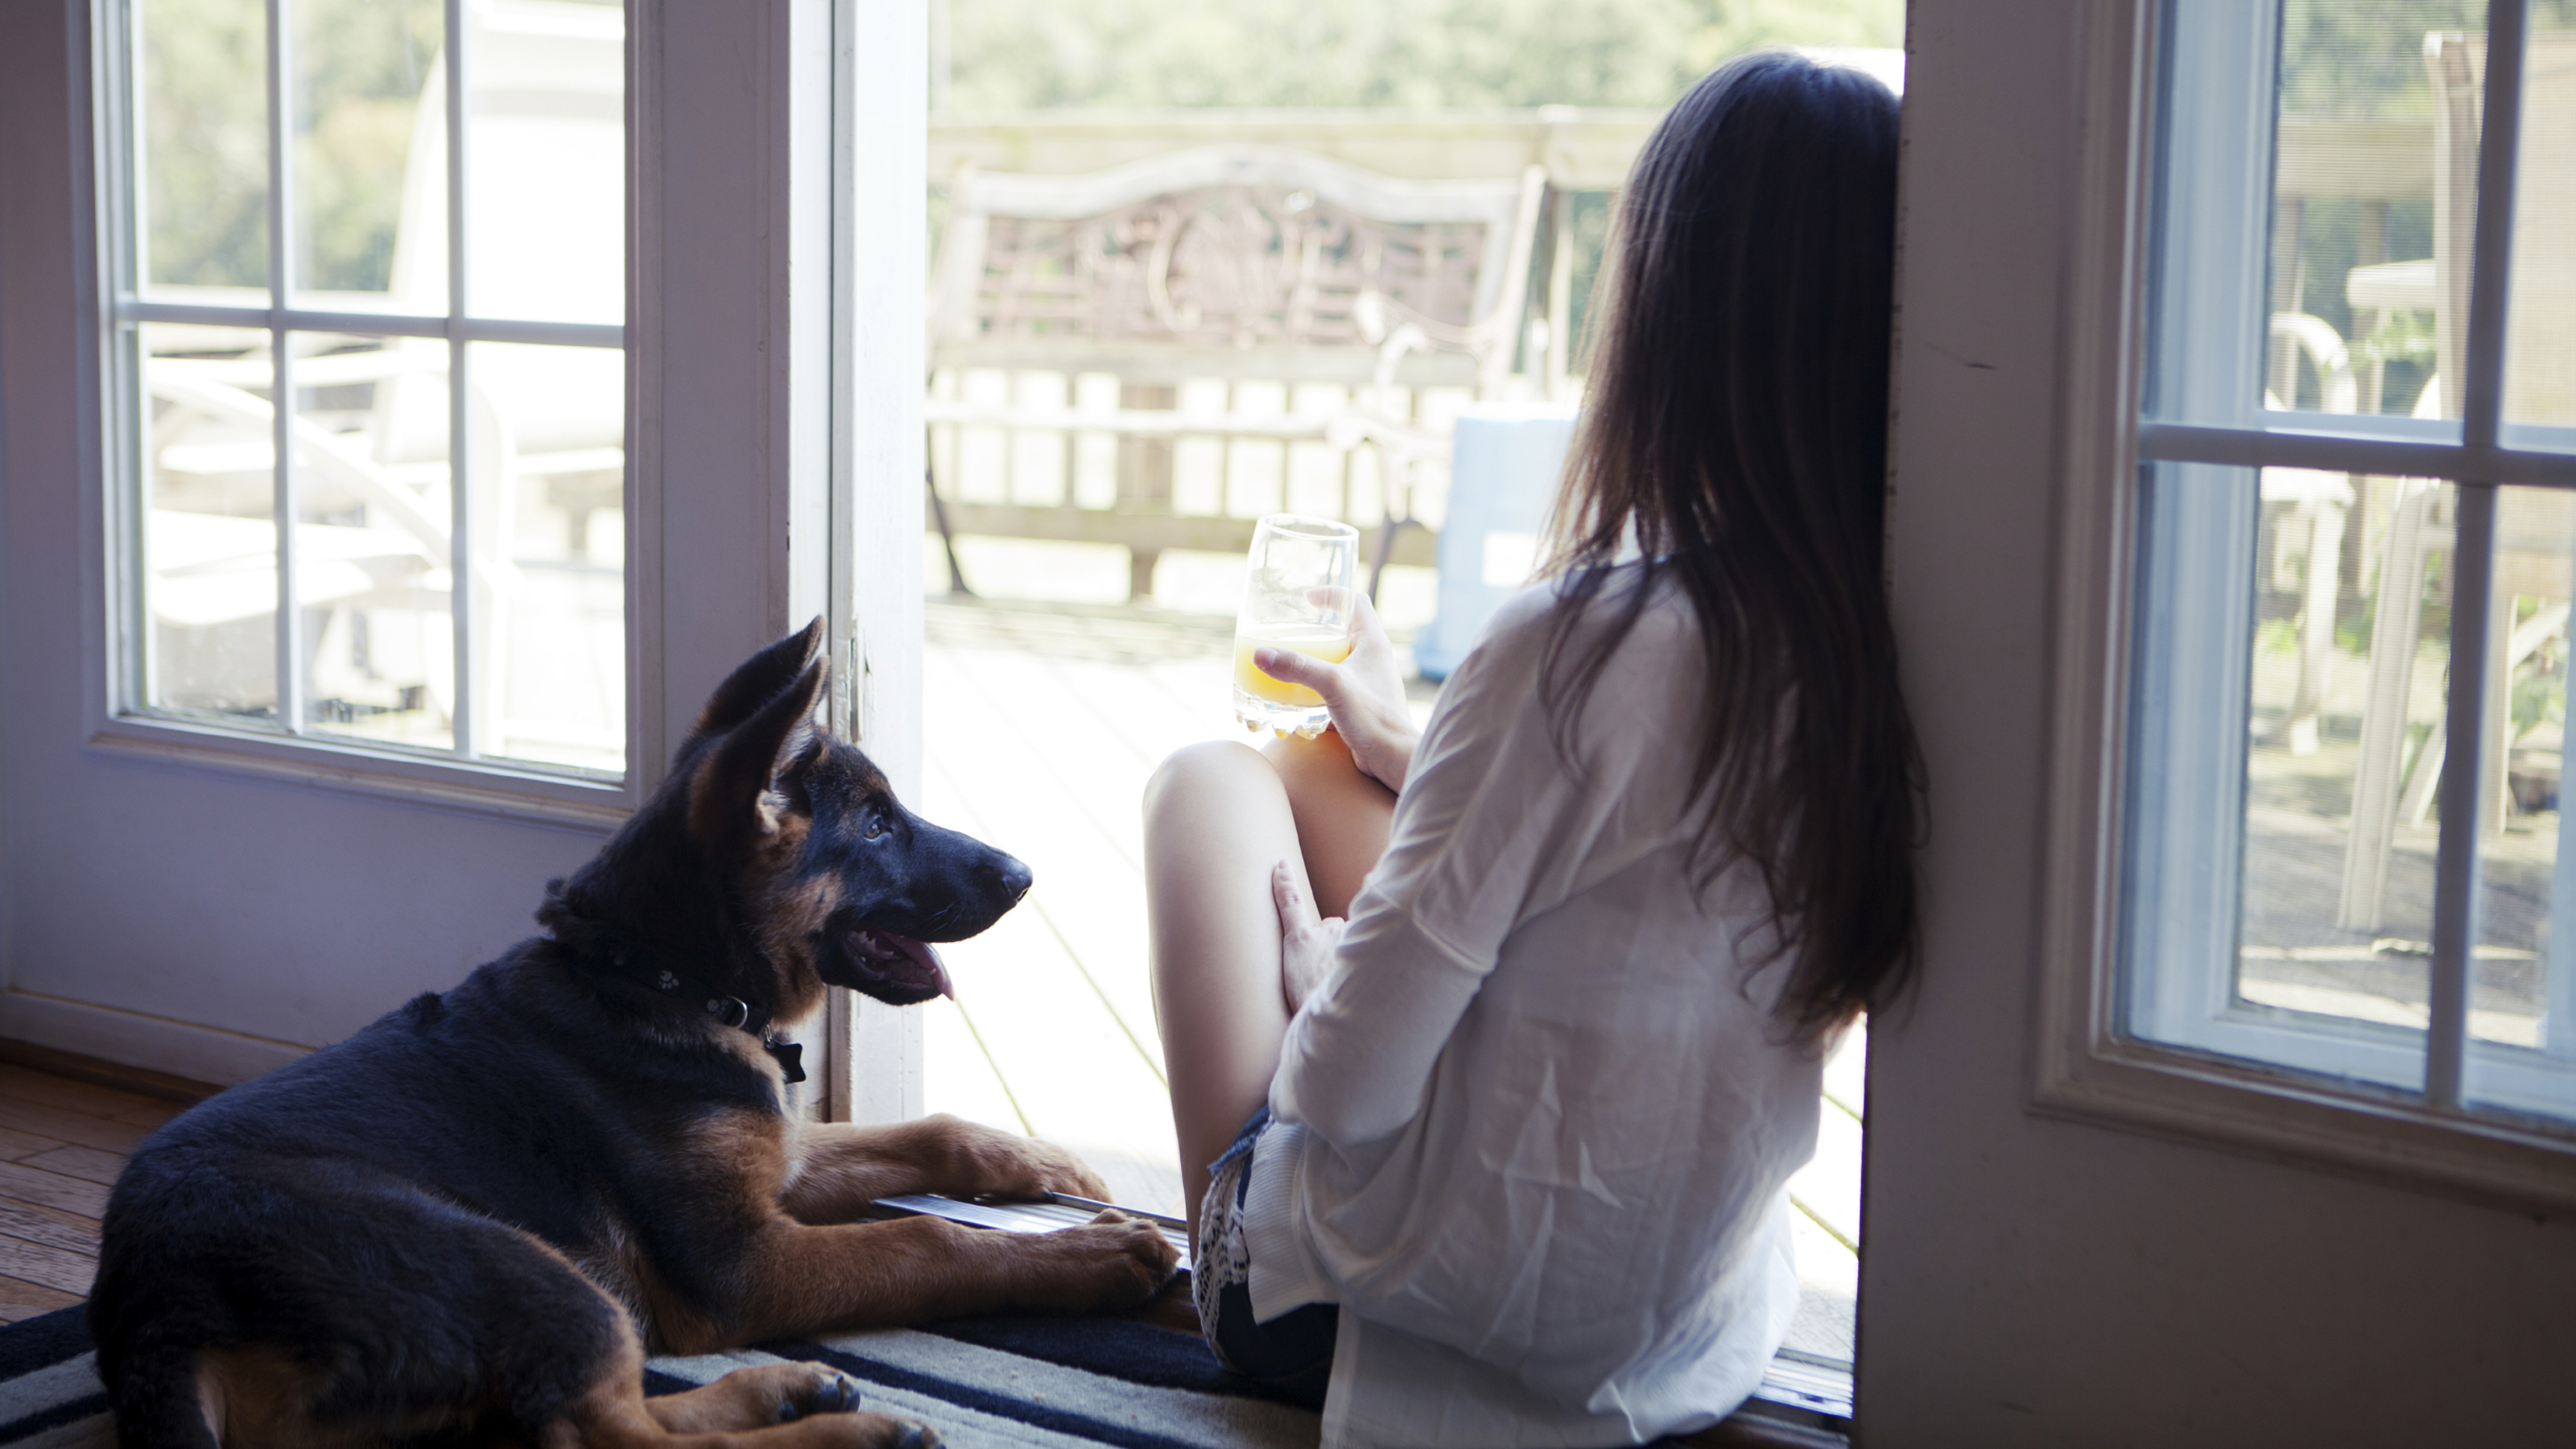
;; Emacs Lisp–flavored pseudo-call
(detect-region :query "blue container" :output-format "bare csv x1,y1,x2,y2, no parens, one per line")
1413,403,1580,680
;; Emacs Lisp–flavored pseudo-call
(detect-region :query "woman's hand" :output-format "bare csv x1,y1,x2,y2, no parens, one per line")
1254,592,1419,794
1272,860,1347,1017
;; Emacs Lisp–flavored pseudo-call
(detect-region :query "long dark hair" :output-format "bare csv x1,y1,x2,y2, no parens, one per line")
1541,51,1921,1040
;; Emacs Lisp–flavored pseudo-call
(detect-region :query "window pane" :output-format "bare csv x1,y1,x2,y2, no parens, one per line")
291,332,455,749
2234,471,2458,1071
135,0,268,298
2504,20,2576,442
463,0,624,326
2146,0,2296,431
2470,485,2576,1121
139,320,277,720
290,0,445,313
2125,460,2454,1094
113,0,629,780
2135,1,2576,1126
2125,463,2260,1046
2267,2,2490,424
467,341,625,774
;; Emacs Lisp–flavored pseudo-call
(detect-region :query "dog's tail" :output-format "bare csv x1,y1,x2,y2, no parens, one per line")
105,1344,219,1449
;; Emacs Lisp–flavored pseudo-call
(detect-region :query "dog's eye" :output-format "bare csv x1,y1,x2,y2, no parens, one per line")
863,817,884,840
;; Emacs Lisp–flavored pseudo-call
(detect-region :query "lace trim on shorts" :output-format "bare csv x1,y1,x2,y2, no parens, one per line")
1192,1108,1265,1342
1192,1106,1337,1394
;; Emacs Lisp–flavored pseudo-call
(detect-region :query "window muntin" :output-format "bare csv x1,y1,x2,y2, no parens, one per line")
112,0,627,777
2126,0,2576,1129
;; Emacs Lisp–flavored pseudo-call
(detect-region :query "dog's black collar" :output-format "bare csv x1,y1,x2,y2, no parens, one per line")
592,952,806,1084
640,964,807,1085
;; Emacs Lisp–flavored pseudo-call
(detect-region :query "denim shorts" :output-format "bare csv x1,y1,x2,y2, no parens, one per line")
1194,1106,1337,1400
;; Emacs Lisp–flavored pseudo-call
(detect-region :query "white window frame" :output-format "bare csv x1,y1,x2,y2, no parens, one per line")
2034,0,2576,1211
89,0,644,828
52,0,927,1119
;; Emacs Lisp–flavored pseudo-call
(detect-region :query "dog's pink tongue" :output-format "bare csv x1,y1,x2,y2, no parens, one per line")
890,935,954,999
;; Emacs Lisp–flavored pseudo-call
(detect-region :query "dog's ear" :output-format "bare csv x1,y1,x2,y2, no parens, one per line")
689,617,826,741
689,655,828,848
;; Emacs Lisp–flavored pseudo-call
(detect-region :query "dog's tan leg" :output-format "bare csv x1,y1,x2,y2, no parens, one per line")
553,1330,938,1449
781,1115,1111,1224
196,1344,486,1449
196,1345,341,1449
716,1208,1179,1345
643,1364,865,1433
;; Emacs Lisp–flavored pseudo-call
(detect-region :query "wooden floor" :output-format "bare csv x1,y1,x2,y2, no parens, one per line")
914,594,1866,1364
0,1063,190,1323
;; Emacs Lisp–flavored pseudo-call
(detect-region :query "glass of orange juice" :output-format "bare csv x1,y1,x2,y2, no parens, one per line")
1233,514,1359,738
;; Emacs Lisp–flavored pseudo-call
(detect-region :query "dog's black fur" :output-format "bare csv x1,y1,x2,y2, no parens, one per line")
90,622,1179,1449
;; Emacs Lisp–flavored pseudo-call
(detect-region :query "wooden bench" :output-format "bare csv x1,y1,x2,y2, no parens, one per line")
925,145,1546,599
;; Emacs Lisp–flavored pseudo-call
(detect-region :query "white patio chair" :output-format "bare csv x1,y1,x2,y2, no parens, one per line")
2264,311,2362,757
2337,32,2576,959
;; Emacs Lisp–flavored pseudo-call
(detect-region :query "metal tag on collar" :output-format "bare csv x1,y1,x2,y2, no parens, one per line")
704,996,752,1030
765,1039,806,1084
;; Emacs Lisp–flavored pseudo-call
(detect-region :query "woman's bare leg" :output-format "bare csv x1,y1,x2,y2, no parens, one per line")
1144,741,1306,1245
1262,729,1397,919
1144,733,1398,1245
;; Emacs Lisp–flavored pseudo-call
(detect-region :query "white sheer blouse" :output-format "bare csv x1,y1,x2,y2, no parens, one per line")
1239,568,1823,1448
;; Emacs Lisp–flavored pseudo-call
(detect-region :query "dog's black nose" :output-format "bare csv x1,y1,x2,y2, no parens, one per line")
991,853,1033,904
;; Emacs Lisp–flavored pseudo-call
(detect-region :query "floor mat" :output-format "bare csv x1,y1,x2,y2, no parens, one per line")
0,1307,1318,1449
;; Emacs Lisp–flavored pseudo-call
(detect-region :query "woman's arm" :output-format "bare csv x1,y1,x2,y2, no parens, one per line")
1265,590,1603,1148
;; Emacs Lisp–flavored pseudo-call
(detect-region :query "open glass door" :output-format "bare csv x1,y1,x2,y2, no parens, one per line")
1864,1,2576,1439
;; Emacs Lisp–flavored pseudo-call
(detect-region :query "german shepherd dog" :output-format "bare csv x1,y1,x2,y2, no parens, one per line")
90,621,1180,1448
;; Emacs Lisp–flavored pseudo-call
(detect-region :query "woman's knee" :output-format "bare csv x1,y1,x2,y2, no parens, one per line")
1262,730,1373,805
1143,739,1277,828
1263,732,1396,834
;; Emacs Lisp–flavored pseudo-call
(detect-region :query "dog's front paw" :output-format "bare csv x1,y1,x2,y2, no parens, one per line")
652,1361,930,1441
773,1367,865,1422
807,1412,943,1449
927,1116,1114,1203
755,1367,942,1447
1017,1209,1182,1313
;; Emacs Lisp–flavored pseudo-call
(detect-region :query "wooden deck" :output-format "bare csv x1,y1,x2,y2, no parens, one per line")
916,593,1865,1364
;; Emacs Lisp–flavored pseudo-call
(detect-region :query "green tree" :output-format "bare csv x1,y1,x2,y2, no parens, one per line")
2280,0,2574,120
947,0,1901,112
138,0,269,287
291,0,443,295
138,0,442,294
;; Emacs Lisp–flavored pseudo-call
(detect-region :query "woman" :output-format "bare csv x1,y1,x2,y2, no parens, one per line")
1143,52,1919,1447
